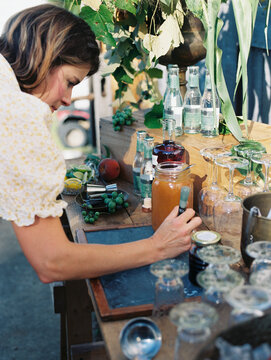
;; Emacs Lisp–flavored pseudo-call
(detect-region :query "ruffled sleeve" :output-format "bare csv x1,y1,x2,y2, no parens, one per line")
0,82,67,226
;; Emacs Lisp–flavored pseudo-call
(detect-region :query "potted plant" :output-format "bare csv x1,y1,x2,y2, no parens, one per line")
62,0,270,142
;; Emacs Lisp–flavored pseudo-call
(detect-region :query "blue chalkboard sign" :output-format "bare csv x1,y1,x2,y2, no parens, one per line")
76,225,202,320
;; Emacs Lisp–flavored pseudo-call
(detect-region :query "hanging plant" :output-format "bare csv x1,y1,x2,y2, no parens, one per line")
62,0,271,141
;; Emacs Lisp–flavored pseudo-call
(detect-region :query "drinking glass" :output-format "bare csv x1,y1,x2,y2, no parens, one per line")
246,241,271,288
251,153,271,192
170,302,218,360
196,245,244,304
198,146,230,230
233,145,265,198
150,259,189,318
225,285,271,324
213,156,249,248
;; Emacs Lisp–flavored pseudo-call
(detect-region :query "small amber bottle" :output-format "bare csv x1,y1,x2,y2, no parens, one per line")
189,230,221,287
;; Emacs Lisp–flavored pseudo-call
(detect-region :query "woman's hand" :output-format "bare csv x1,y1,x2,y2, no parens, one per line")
150,206,202,261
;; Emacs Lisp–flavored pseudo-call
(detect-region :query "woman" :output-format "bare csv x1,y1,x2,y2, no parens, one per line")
0,4,201,283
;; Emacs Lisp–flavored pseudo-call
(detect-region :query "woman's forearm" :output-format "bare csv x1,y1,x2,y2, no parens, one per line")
12,207,201,283
12,216,158,282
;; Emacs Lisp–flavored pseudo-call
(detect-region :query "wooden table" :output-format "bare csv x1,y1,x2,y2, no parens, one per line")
60,177,253,360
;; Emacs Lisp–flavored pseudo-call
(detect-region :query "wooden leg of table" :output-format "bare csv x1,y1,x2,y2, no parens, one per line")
65,280,108,360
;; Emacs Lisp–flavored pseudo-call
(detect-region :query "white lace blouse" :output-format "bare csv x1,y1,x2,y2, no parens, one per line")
0,54,67,226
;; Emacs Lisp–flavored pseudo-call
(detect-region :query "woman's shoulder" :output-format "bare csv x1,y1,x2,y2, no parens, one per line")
0,54,51,122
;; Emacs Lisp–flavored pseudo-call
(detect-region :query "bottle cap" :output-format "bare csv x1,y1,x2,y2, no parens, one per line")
192,230,221,246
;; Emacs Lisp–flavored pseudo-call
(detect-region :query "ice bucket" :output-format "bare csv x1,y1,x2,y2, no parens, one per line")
241,193,271,267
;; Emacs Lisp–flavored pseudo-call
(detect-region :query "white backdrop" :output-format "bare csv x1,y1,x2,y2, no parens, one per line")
0,1,45,33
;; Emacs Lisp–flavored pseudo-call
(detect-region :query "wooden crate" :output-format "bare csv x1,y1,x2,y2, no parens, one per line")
100,111,271,209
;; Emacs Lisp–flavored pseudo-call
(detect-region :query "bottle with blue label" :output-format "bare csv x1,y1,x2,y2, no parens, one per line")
183,66,201,134
163,64,183,137
201,69,220,137
140,136,154,211
132,130,147,196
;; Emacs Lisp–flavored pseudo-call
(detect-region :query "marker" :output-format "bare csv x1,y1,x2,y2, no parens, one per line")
178,186,190,215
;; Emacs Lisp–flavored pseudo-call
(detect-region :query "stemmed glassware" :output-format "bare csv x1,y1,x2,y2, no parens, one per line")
246,241,271,288
224,285,271,324
150,259,189,318
169,301,218,360
198,146,230,230
233,145,265,198
213,156,249,248
196,245,244,304
251,153,271,192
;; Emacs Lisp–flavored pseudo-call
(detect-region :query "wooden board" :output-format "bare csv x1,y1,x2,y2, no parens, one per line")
76,225,203,321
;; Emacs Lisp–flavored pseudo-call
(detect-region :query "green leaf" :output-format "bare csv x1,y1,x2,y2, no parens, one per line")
115,0,137,15
114,38,133,57
115,83,128,99
146,68,163,79
232,0,258,136
80,5,116,46
144,101,163,129
160,0,172,6
113,67,133,84
264,0,271,55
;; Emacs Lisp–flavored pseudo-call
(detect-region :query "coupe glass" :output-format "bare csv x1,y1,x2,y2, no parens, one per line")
233,145,265,198
196,245,244,304
225,285,271,324
170,302,218,360
213,156,249,248
251,153,271,192
150,259,189,318
198,146,230,230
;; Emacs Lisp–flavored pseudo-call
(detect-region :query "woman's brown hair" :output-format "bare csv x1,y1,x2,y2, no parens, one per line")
0,4,100,93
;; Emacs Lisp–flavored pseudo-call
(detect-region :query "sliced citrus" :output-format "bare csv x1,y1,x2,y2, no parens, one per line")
75,164,92,173
64,178,82,190
72,171,84,180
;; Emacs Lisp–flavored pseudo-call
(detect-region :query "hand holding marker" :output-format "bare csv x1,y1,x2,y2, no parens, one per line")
178,186,190,215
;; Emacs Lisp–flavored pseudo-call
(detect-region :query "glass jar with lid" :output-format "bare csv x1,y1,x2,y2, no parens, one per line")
189,230,221,286
151,162,193,231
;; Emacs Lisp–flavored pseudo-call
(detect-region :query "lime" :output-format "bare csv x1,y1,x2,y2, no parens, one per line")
88,217,95,224
73,171,84,180
123,202,129,208
75,164,92,173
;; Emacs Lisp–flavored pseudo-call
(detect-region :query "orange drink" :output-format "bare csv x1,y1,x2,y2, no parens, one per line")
152,162,193,230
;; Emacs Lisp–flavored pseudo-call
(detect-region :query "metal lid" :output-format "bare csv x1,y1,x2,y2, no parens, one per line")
192,230,221,246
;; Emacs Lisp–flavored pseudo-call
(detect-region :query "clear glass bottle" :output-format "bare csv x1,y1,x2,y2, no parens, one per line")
152,119,185,169
132,130,147,196
140,136,154,211
163,64,183,137
183,66,201,134
201,69,220,137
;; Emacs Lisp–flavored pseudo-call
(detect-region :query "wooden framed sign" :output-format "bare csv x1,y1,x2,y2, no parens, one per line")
76,224,202,321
